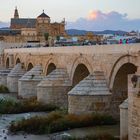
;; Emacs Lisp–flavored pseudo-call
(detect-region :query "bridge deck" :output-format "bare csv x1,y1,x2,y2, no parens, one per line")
4,43,140,55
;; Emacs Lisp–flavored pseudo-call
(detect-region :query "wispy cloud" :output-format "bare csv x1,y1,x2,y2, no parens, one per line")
66,10,140,31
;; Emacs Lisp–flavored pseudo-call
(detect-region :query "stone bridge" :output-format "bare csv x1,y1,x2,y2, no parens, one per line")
1,44,140,118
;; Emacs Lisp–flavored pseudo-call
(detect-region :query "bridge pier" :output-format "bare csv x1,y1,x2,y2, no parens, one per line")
0,69,11,87
7,63,26,93
68,72,111,114
18,65,44,98
37,68,71,108
9,54,14,68
127,75,140,140
120,99,128,140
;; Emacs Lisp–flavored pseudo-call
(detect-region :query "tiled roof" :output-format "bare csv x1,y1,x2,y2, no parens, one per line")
38,12,50,18
0,28,21,35
11,18,36,28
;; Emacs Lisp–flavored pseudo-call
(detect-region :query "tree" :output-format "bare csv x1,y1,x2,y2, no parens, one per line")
44,32,49,46
56,35,60,41
44,32,49,41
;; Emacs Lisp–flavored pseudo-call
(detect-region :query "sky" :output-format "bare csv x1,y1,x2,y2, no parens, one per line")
0,0,140,31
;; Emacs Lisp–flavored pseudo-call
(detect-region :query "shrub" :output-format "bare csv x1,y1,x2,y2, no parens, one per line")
91,114,116,125
0,85,9,93
0,98,19,114
0,97,58,114
9,112,117,134
19,97,58,113
9,111,63,134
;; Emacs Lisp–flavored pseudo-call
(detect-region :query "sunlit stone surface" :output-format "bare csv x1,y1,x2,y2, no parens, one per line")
7,63,26,93
37,68,71,107
19,65,44,98
0,69,11,87
68,72,111,114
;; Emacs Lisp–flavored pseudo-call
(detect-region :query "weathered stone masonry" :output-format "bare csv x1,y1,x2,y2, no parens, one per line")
1,44,140,122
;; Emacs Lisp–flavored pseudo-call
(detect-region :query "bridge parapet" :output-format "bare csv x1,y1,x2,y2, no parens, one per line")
4,43,140,55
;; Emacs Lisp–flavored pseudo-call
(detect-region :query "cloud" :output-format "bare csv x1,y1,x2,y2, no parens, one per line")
0,21,10,28
66,10,140,31
87,10,99,20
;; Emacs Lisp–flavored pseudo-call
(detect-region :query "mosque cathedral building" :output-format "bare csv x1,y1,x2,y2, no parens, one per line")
0,7,66,43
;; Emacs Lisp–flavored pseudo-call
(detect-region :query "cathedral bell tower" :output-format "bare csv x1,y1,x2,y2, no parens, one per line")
36,10,50,36
14,6,19,19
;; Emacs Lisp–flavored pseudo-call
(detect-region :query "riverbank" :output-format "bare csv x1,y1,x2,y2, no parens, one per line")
0,113,119,140
0,93,120,140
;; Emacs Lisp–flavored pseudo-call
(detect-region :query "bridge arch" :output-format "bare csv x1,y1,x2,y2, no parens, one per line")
109,55,137,117
15,58,21,64
112,62,137,97
71,56,92,86
14,53,22,64
72,63,90,86
46,63,56,75
109,55,137,90
44,58,57,75
6,57,9,68
27,62,34,71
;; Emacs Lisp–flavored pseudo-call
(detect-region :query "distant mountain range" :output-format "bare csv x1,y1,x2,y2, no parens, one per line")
66,29,128,36
0,27,128,36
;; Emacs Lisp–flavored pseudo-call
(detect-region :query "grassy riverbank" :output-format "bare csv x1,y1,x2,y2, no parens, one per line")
0,85,9,93
9,111,117,135
0,97,58,114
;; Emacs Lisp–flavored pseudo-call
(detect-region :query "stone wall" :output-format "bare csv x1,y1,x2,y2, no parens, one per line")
120,99,128,140
7,63,26,93
128,75,140,140
68,95,111,114
7,76,20,93
4,44,140,82
38,86,71,107
37,69,72,108
68,74,112,115
0,69,11,87
1,44,140,124
18,65,44,98
18,81,41,98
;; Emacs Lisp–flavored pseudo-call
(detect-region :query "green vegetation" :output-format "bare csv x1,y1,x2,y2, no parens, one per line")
56,35,60,41
0,85,9,93
0,98,58,114
44,32,50,46
67,134,119,140
44,32,49,41
9,111,117,134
